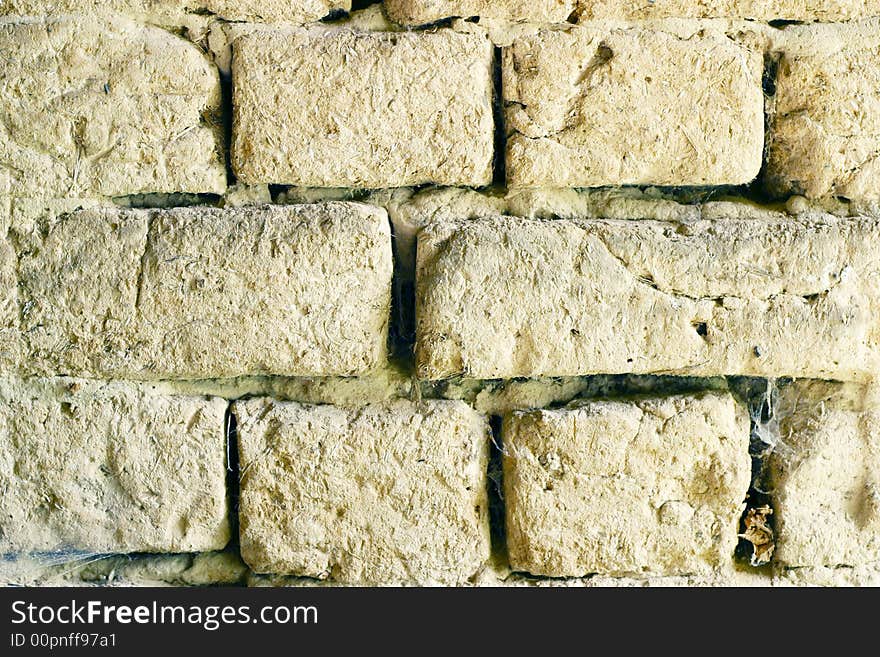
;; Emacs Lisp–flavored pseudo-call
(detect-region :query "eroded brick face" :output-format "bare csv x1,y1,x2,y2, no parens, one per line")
0,15,226,198
2,2,880,588
0,377,229,554
503,392,751,577
231,28,495,189
771,382,880,568
415,211,880,382
384,0,880,23
235,398,491,585
503,24,764,188
1,202,392,379
0,1,351,23
766,23,880,200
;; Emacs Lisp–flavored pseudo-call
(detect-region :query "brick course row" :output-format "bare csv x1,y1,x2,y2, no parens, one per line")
0,202,391,380
385,0,880,24
4,377,876,582
6,16,880,199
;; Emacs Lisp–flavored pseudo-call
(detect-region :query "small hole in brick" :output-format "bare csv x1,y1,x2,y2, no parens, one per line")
694,322,709,337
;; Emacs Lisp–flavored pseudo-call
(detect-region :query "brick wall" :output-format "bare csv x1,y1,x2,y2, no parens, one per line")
1,1,879,587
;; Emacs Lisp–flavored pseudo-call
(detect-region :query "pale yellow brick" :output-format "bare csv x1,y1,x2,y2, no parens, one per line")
503,24,764,188
0,1,350,23
771,381,880,567
5,202,392,379
0,377,229,554
766,21,880,201
578,1,880,21
416,210,880,381
384,0,575,25
235,398,491,585
232,28,494,188
0,15,226,198
503,392,751,577
384,0,880,23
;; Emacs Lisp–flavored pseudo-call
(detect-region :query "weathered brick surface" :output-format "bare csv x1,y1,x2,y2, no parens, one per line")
235,398,491,585
384,0,575,25
384,0,880,23
0,377,229,554
0,1,350,23
2,202,392,379
577,1,880,21
771,381,880,567
0,16,226,198
766,22,880,200
503,392,751,577
415,211,880,381
232,28,494,188
503,24,764,188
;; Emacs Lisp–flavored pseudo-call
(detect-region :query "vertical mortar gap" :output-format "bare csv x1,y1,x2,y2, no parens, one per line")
487,415,508,568
389,216,416,360
219,67,237,188
729,377,780,569
491,45,506,188
224,404,241,551
750,50,783,202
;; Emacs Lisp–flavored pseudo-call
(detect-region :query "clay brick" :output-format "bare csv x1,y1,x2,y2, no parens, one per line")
766,22,880,200
232,28,494,188
0,1,350,23
235,398,491,584
577,1,880,21
383,0,880,23
4,202,392,379
771,381,880,567
415,211,880,381
384,0,574,25
503,392,751,577
0,15,226,198
0,377,229,554
503,24,764,188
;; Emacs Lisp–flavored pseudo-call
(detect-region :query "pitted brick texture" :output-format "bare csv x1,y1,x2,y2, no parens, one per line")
384,0,880,23
577,1,880,21
384,0,575,25
0,1,351,23
235,398,491,585
503,392,751,577
1,202,392,379
0,377,229,554
415,211,880,381
766,22,880,200
503,24,764,188
0,15,226,198
771,381,880,567
232,28,495,189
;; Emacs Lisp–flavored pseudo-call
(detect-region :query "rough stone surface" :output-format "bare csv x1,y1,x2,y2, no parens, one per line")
766,22,880,201
577,1,880,21
415,211,880,381
0,16,226,198
384,0,575,25
503,392,751,577
2,202,392,379
232,28,494,188
503,24,764,188
384,0,880,23
235,398,491,585
0,1,350,24
771,381,880,567
0,377,229,554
